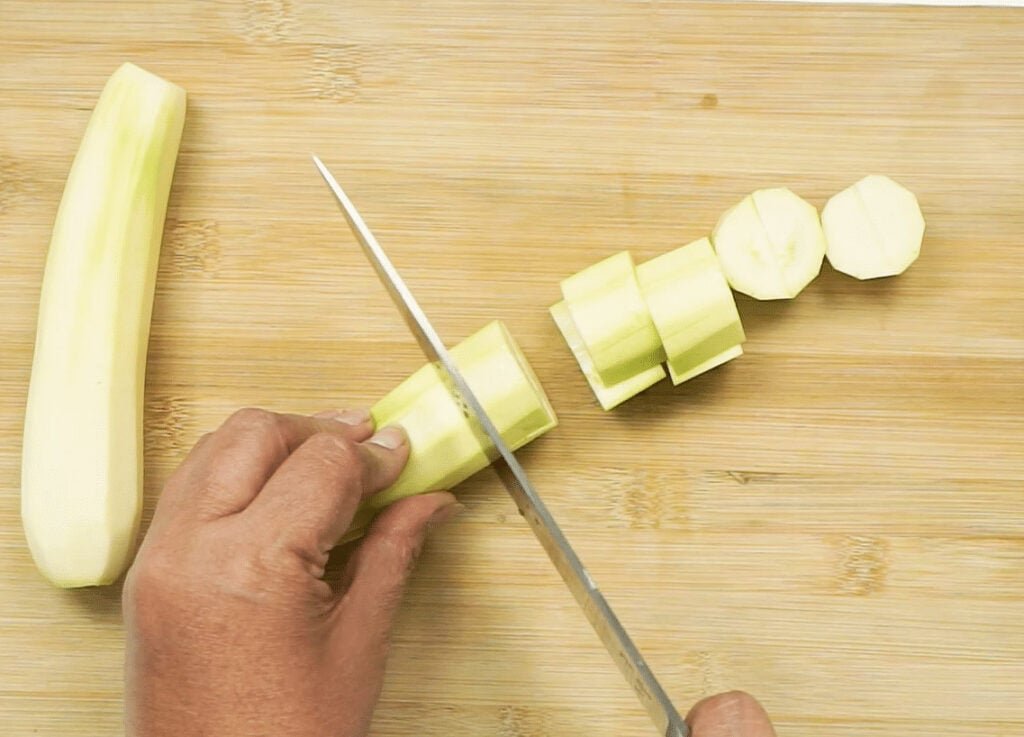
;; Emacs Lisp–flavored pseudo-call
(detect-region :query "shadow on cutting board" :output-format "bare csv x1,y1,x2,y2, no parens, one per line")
736,260,904,337
63,580,125,625
607,357,739,428
606,258,909,427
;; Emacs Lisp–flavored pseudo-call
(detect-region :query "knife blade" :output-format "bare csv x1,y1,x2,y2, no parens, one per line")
313,155,689,737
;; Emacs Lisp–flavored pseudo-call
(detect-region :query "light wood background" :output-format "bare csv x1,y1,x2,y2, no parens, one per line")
2,2,1023,735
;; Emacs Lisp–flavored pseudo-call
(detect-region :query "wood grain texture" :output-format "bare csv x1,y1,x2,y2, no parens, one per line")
2,1,1023,735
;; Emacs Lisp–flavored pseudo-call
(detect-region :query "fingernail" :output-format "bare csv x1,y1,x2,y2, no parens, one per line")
317,408,372,425
367,425,406,450
427,502,465,531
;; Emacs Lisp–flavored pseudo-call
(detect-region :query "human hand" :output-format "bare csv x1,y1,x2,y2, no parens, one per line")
123,407,460,737
122,409,775,737
687,690,777,736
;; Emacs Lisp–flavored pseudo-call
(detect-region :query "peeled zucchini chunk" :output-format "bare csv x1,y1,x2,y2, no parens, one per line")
636,238,745,385
560,251,665,385
712,188,826,300
666,345,743,385
822,175,925,280
550,301,666,410
342,320,557,541
21,63,186,588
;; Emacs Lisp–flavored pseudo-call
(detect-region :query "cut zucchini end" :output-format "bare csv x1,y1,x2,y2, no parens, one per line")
481,320,559,442
21,486,135,588
560,250,634,300
359,320,556,530
594,365,666,411
637,238,746,384
26,544,131,590
712,188,825,300
823,175,924,280
551,301,666,410
561,251,664,384
447,320,558,446
667,344,743,385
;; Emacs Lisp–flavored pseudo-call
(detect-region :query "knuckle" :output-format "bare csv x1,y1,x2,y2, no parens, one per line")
306,432,364,481
122,548,180,618
378,529,422,576
716,690,759,709
225,407,286,454
222,546,278,592
225,407,277,433
375,584,406,616
367,540,420,613
716,691,757,704
196,431,216,446
256,536,324,584
191,473,240,517
688,690,770,732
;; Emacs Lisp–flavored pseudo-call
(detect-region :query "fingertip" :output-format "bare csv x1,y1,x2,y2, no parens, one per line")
355,427,412,499
686,691,776,737
315,408,373,427
335,493,460,639
370,491,459,538
366,425,407,450
426,499,465,532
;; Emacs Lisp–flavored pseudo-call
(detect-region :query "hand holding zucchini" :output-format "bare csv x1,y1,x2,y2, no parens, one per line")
342,321,557,541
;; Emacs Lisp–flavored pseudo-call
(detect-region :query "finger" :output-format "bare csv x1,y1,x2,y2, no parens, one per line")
158,407,374,519
687,691,777,737
242,426,412,558
332,489,455,593
331,492,460,659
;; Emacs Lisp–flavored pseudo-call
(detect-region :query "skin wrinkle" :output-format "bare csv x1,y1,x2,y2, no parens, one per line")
123,408,459,737
123,407,774,737
687,692,777,737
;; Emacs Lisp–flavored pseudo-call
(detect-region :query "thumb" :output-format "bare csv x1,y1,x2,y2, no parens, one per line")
687,691,777,737
331,491,460,657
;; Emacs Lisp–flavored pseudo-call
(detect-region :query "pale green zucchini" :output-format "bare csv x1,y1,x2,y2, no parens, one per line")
712,188,826,300
21,63,186,587
549,301,666,410
822,175,925,280
560,251,665,385
636,238,745,385
342,321,557,541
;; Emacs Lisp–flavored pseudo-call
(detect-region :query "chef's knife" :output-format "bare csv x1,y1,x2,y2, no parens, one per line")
313,155,689,737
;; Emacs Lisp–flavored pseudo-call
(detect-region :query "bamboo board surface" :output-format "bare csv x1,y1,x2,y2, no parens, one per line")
2,2,1023,735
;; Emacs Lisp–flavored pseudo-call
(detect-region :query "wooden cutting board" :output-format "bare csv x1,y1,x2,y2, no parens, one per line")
1,2,1022,735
